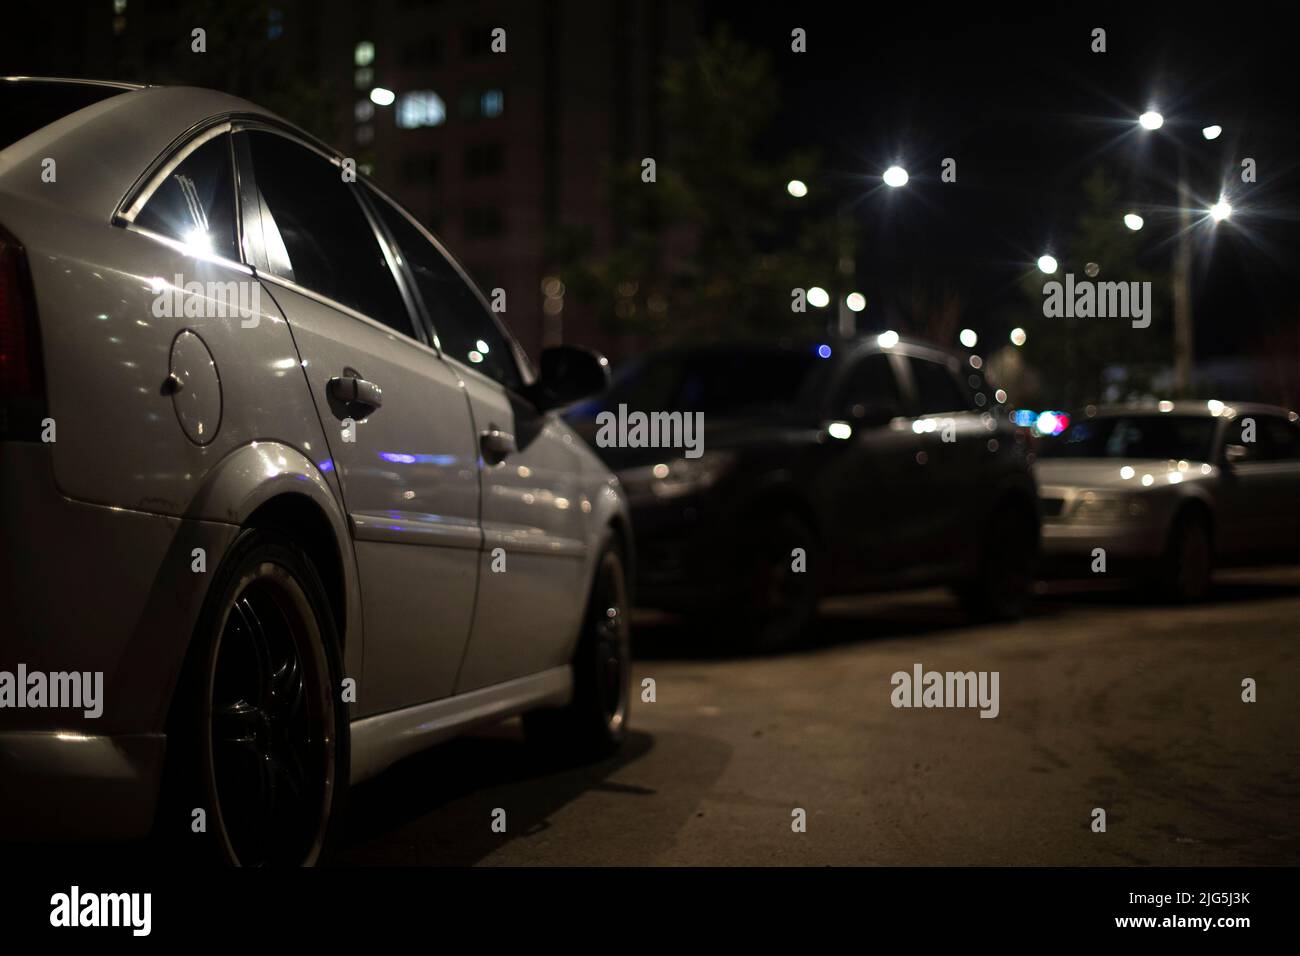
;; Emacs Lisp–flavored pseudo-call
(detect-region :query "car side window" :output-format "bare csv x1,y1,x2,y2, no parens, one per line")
908,356,967,414
242,130,416,340
369,191,522,391
134,133,239,261
836,353,901,420
1243,416,1300,462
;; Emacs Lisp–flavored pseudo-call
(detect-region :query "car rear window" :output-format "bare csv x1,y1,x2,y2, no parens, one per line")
0,82,129,149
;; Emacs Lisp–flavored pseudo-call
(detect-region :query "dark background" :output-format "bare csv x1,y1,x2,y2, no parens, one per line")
4,0,1297,405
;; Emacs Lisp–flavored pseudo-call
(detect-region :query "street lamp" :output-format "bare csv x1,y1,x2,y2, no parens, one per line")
1036,254,1058,274
882,166,909,188
1136,109,1209,396
959,328,978,348
1209,200,1232,222
807,286,830,308
787,179,808,198
845,292,866,312
1123,212,1145,231
1010,327,1027,347
1138,110,1164,130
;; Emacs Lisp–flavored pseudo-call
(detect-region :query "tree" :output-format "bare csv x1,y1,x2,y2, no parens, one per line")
552,29,839,344
1010,167,1171,408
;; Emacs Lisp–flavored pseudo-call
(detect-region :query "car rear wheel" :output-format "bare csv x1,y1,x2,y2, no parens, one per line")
1155,510,1213,602
160,528,346,866
956,499,1038,622
524,540,631,760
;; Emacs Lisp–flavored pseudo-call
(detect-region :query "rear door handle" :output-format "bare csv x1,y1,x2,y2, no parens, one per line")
328,371,383,411
480,426,516,464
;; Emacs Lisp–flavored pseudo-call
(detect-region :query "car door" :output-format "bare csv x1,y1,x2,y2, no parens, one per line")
367,194,589,693
1217,413,1300,560
900,352,989,568
237,127,482,716
814,348,929,586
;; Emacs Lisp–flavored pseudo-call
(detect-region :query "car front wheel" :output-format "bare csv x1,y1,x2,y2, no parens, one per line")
524,540,631,759
1155,510,1213,602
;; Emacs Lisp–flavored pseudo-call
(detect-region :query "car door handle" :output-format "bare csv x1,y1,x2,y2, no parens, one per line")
480,426,516,464
328,372,383,410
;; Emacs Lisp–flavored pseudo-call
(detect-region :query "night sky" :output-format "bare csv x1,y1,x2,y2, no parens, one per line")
711,1,1300,360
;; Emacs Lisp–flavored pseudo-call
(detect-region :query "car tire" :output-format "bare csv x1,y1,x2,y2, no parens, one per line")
156,528,347,866
705,512,821,653
1155,510,1213,602
523,539,631,760
956,499,1038,622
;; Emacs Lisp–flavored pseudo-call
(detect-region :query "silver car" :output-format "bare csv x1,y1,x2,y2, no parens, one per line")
1036,401,1300,600
0,78,632,864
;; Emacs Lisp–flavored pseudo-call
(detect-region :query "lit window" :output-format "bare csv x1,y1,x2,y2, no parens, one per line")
396,91,447,129
354,41,375,67
481,89,504,118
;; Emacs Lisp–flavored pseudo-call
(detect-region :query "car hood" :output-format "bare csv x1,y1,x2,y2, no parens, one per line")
1035,457,1213,491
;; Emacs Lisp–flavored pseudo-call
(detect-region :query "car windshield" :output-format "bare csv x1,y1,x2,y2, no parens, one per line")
571,347,822,419
1039,415,1219,461
0,82,129,149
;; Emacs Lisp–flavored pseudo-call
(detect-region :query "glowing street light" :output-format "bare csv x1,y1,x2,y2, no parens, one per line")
845,292,866,312
1209,200,1232,222
369,87,396,106
1201,125,1222,140
877,330,900,349
882,165,909,188
959,328,978,348
787,179,808,198
807,286,830,308
1123,212,1145,231
1010,327,1027,347
1036,254,1058,275
1138,110,1164,130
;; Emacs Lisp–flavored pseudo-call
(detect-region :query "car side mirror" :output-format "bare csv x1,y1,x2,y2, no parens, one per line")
529,345,611,411
1224,443,1248,465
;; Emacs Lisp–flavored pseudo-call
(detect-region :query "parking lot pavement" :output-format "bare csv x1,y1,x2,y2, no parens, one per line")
336,568,1300,865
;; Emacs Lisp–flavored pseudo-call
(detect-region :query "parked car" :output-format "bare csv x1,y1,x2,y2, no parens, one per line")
1036,401,1300,600
0,77,630,864
565,337,1041,650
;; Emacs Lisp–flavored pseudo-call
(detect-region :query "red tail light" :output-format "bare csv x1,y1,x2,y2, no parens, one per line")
0,225,46,437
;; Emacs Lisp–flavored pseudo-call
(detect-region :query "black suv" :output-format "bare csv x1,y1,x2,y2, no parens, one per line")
566,336,1040,650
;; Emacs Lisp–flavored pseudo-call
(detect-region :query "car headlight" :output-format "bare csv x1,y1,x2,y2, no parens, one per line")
618,452,736,500
1073,491,1148,521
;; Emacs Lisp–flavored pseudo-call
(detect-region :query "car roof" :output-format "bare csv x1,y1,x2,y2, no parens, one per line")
633,334,957,364
1087,400,1297,420
0,78,292,220
3,76,147,91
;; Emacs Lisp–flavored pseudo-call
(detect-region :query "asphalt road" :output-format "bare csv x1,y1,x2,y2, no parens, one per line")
337,568,1300,866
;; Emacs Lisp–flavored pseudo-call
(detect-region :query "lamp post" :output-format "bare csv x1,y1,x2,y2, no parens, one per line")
1136,110,1224,396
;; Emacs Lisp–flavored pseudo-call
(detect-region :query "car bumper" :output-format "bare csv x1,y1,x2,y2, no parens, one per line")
1039,517,1166,574
624,493,729,610
1,442,236,839
0,732,166,840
